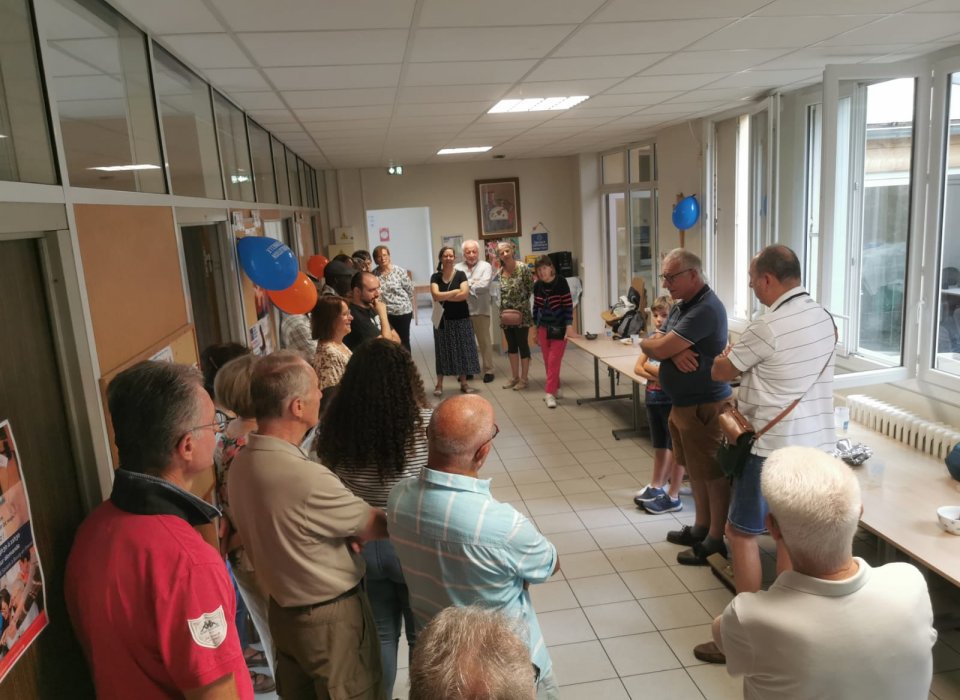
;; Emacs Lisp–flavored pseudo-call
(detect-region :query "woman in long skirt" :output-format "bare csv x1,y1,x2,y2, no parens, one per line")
431,246,480,395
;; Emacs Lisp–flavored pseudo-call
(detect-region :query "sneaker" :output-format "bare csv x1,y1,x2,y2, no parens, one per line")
545,394,557,408
677,538,728,566
633,484,665,504
666,525,706,547
643,493,682,514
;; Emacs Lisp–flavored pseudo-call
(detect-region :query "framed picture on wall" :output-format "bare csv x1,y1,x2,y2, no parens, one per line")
475,177,521,239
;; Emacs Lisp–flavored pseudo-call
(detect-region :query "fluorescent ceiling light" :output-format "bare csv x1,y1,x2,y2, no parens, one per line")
488,96,589,113
88,164,162,172
437,146,492,155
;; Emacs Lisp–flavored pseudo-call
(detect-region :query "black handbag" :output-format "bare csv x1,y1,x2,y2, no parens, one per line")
546,324,566,341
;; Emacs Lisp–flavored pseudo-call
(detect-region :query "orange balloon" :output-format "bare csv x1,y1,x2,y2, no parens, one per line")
307,254,329,279
267,272,318,315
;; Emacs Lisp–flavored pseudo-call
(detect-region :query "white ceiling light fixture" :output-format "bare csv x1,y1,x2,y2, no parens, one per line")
88,164,162,172
437,146,492,155
488,96,589,113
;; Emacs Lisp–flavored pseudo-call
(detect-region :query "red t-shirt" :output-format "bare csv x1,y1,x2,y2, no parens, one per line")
65,501,253,699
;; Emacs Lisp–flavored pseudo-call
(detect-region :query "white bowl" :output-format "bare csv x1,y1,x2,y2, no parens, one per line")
937,506,960,535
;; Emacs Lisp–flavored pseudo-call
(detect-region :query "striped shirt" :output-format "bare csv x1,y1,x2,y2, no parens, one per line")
387,468,557,675
331,408,431,508
533,276,573,328
728,287,836,457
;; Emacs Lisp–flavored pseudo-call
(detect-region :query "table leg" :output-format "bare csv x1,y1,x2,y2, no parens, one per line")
578,360,633,406
612,382,648,440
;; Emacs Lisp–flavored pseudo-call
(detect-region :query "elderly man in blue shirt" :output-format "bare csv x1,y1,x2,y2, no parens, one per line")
388,395,560,699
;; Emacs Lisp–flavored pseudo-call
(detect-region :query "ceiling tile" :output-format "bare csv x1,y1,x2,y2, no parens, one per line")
303,119,391,131
45,47,101,77
505,78,621,97
757,46,904,70
667,87,758,103
399,84,510,103
282,88,396,109
404,60,536,86
585,91,687,106
410,26,575,62
419,0,604,26
159,34,251,69
596,0,769,22
209,0,416,31
525,54,669,82
641,49,792,75
110,0,224,34
52,75,123,101
245,109,297,124
202,68,271,92
555,19,735,56
265,65,401,90
238,30,408,67
757,0,921,15
818,13,960,45
231,91,287,110
690,16,877,50
293,105,394,121
50,38,121,74
394,101,492,117
706,68,821,88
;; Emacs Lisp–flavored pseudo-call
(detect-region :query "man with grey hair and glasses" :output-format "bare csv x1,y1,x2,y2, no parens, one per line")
228,350,388,699
456,239,496,383
714,446,935,699
66,361,253,699
388,395,560,699
409,605,536,700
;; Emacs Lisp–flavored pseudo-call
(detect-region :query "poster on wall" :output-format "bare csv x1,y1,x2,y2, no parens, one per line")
441,235,463,261
484,236,521,270
0,421,48,683
531,231,549,252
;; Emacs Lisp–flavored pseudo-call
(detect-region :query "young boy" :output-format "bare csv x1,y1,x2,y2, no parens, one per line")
633,296,686,513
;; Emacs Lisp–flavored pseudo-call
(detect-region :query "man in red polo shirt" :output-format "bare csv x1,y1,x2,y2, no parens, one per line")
65,361,253,699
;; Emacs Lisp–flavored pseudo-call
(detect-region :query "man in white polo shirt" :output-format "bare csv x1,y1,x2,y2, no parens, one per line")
456,239,496,383
700,244,836,664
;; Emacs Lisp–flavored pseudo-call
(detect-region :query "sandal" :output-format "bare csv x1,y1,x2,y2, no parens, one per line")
244,648,268,668
433,387,443,397
502,378,520,389
513,379,528,390
460,384,477,394
250,671,276,693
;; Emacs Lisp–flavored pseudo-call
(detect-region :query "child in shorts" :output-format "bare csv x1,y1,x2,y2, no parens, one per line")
632,296,686,513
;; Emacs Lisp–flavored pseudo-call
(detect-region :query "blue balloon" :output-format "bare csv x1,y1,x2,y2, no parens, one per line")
672,195,700,230
236,236,298,290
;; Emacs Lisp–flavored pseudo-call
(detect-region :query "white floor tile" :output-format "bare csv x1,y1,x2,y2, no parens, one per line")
560,550,615,579
566,492,617,511
621,669,706,700
686,663,743,700
577,507,631,529
551,530,600,555
568,573,636,607
640,593,713,630
548,640,619,685
693,588,735,618
558,678,631,699
557,477,604,495
534,511,586,534
516,481,561,499
602,632,683,676
530,580,580,612
525,496,574,516
620,567,688,599
605,544,669,572
660,624,714,667
540,607,598,645
583,600,656,638
589,525,647,550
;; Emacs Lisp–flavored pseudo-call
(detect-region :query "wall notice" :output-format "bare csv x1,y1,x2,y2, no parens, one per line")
0,421,47,683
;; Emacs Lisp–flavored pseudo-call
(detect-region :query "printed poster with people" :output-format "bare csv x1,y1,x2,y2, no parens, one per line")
0,420,47,683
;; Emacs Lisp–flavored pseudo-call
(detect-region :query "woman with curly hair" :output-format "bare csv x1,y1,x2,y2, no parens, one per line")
315,338,430,698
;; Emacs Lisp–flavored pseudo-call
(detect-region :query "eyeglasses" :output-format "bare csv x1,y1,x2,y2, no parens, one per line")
474,423,500,461
659,268,692,284
184,415,230,437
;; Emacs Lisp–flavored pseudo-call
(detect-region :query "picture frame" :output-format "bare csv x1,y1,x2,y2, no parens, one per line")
475,177,521,239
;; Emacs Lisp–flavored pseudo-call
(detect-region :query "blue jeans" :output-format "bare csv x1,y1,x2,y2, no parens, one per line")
362,540,416,698
728,453,769,534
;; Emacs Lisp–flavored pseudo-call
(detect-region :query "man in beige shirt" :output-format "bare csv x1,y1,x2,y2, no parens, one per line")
228,351,387,699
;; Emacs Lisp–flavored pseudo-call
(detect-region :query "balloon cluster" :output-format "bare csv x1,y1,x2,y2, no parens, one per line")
672,195,700,231
236,237,322,314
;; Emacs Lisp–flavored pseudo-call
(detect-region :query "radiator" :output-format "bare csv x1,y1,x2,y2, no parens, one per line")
845,394,960,461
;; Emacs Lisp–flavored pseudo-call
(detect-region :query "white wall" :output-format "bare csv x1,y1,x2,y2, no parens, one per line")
577,153,604,334
345,157,579,265
656,121,705,262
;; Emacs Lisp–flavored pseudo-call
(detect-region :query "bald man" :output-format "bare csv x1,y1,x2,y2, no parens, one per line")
387,395,560,699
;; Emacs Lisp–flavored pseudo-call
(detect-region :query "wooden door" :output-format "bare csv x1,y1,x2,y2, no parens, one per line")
0,237,93,697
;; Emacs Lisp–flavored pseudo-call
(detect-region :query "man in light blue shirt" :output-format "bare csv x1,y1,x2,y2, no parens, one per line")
387,395,560,699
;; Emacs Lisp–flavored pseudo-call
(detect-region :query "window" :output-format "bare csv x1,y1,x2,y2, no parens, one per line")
0,0,57,184
212,91,253,201
297,158,308,207
272,136,290,205
41,0,164,192
933,73,960,377
247,119,275,204
602,144,657,304
153,45,222,199
285,146,300,206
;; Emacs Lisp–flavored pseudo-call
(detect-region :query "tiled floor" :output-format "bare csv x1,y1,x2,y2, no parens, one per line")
261,318,960,699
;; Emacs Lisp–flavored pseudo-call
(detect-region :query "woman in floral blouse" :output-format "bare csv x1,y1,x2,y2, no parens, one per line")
496,240,535,390
373,245,415,350
310,295,353,401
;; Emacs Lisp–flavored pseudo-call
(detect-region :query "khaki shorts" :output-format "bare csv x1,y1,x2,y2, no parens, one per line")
668,398,733,482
